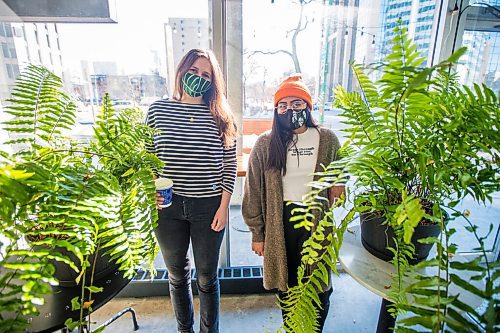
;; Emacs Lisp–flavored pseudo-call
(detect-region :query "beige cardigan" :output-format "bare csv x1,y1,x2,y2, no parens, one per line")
242,127,341,291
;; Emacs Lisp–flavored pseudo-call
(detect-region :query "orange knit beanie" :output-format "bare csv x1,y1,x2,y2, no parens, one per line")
273,74,313,110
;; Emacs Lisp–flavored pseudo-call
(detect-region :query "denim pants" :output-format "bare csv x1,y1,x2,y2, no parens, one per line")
155,193,224,333
279,202,333,332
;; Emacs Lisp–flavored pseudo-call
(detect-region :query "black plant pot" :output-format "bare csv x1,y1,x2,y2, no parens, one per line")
35,246,120,287
360,212,442,264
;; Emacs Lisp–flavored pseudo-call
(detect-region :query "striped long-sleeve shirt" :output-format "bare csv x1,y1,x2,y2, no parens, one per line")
146,99,237,198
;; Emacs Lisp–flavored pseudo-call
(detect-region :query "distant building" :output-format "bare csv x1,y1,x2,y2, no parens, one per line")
0,22,18,102
0,21,63,103
377,0,437,61
164,17,209,96
317,0,440,102
317,0,363,102
85,73,166,104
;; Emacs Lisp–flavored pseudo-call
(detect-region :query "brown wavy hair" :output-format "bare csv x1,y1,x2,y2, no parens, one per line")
173,48,237,147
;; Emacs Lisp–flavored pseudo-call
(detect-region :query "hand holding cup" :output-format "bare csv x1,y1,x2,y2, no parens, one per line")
155,178,173,209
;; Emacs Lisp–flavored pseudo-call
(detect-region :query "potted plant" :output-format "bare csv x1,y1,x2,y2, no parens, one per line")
0,64,163,332
279,23,498,332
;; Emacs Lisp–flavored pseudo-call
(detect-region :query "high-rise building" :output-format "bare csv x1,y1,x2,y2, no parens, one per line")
456,0,500,89
0,22,19,102
164,18,209,95
0,22,63,102
317,0,363,105
378,0,437,61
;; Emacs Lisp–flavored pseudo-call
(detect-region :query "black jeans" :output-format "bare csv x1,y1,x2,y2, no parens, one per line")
155,194,224,333
279,202,333,332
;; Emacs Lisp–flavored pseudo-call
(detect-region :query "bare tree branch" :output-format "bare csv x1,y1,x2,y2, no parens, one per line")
285,18,309,36
248,0,315,74
247,50,294,58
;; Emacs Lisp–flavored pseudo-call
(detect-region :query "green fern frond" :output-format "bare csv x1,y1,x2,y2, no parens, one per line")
103,168,159,278
334,85,386,147
278,197,355,332
2,64,76,156
1,65,163,332
351,63,379,106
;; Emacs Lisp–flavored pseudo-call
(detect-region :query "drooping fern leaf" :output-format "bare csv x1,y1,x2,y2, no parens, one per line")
0,65,163,333
2,64,76,156
313,19,498,333
392,209,499,333
276,150,355,332
0,162,55,333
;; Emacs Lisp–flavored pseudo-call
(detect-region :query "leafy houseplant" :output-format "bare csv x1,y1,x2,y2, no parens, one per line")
279,23,498,333
0,64,163,333
335,23,499,332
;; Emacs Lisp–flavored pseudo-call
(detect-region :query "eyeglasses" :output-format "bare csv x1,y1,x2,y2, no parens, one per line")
275,100,307,113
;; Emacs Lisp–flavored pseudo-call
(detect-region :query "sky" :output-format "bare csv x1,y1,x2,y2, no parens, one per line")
56,0,323,82
242,0,323,82
58,0,209,75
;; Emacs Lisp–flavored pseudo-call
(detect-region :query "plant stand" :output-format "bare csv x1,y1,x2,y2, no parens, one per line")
59,307,139,332
95,306,139,331
339,226,488,333
94,307,139,331
376,299,396,333
22,269,136,333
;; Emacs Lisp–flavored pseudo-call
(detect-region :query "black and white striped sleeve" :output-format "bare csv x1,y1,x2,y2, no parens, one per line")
221,141,237,194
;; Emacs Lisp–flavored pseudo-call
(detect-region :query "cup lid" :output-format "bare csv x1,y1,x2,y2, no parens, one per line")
155,178,173,189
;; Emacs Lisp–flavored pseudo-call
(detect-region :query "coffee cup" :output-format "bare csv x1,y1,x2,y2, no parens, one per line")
155,178,173,208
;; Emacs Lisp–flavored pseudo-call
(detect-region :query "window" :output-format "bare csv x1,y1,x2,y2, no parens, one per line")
6,63,14,78
1,42,16,59
4,23,13,37
444,0,500,259
1,43,9,58
242,0,441,137
0,0,497,288
9,46,16,58
12,64,20,77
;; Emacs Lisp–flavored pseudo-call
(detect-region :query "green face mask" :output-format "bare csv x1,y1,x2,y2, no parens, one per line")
182,72,212,97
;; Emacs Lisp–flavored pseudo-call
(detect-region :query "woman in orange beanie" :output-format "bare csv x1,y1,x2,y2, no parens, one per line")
242,74,345,331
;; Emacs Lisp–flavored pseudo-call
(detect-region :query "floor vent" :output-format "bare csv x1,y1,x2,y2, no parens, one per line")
120,266,269,297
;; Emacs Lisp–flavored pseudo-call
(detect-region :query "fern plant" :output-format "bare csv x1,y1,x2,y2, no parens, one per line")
333,23,499,332
280,22,498,333
0,64,162,333
276,147,353,333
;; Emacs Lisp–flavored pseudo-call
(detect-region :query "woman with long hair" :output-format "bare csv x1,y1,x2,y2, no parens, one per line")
146,48,237,333
242,74,344,332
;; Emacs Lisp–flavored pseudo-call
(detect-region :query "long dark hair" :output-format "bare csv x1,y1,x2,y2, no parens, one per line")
266,106,319,175
173,48,237,147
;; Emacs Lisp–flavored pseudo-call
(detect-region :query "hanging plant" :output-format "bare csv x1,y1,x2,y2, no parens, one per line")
0,64,163,333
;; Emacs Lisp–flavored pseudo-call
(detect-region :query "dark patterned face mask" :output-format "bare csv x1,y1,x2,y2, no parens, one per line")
182,72,212,97
291,109,307,129
278,108,308,130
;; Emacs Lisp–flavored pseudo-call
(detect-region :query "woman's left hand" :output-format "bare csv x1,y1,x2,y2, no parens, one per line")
211,207,228,232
